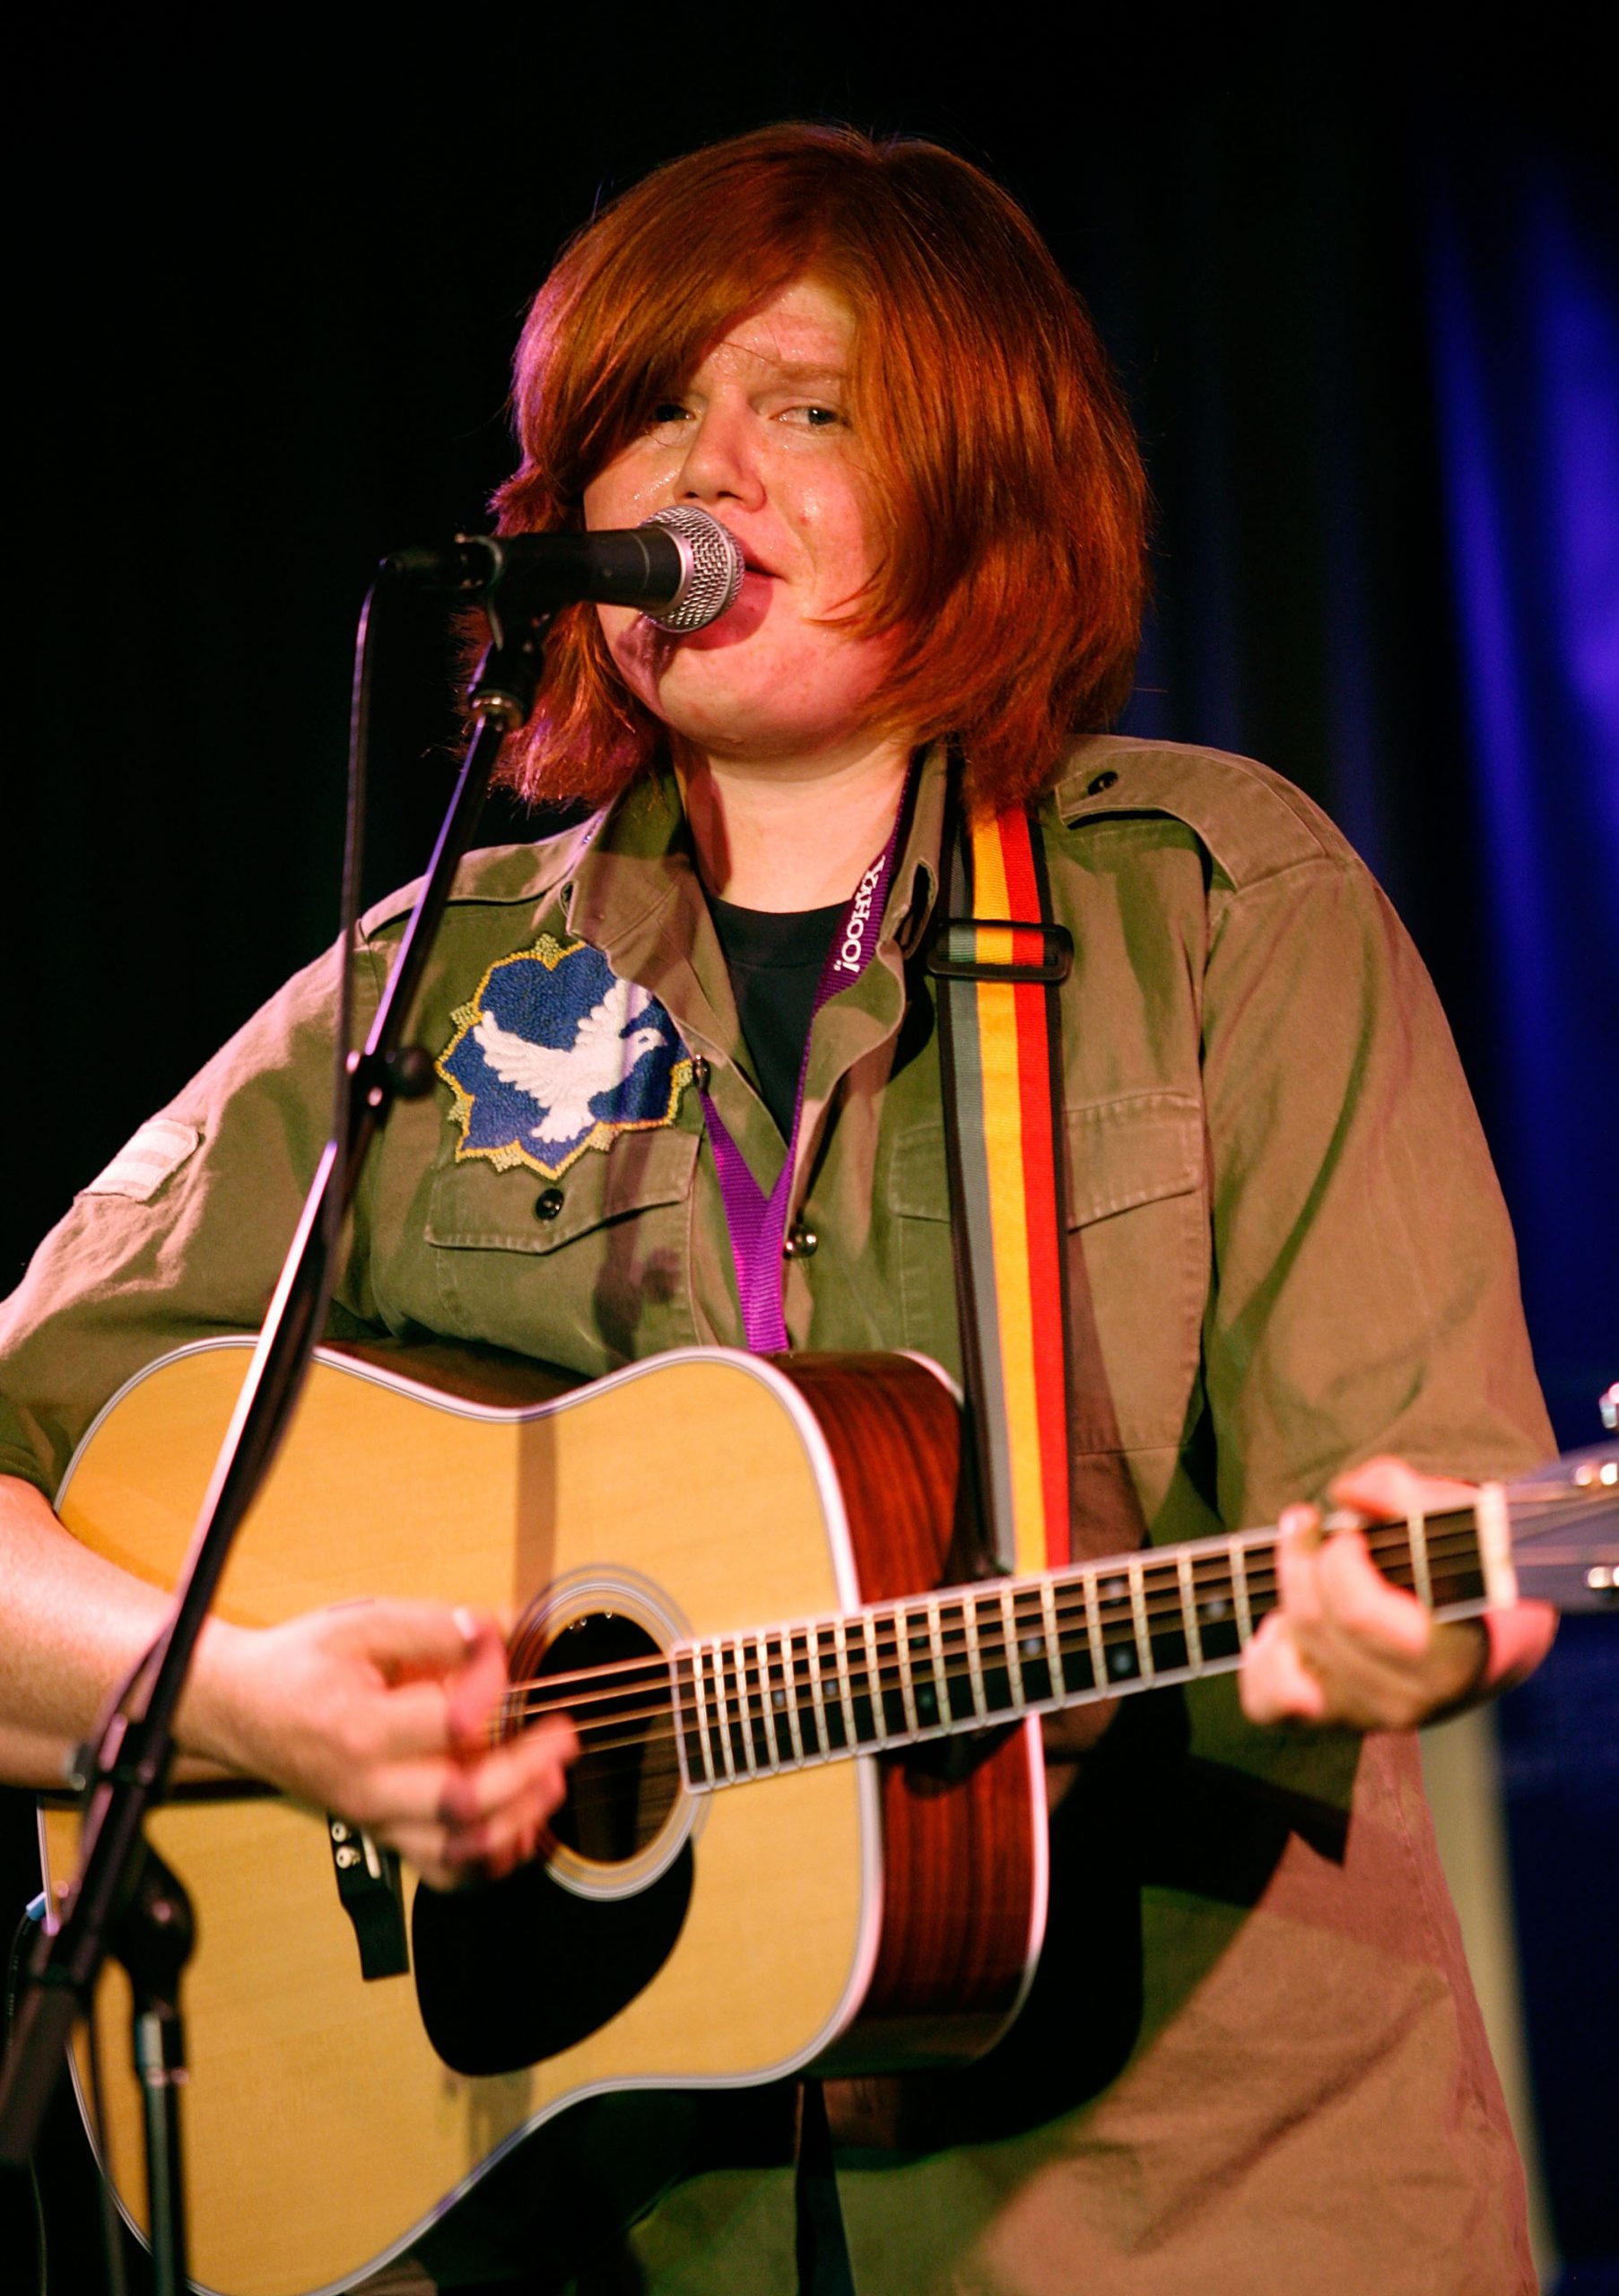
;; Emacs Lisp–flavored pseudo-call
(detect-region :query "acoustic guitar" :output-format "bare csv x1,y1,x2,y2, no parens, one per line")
37,1337,1618,2296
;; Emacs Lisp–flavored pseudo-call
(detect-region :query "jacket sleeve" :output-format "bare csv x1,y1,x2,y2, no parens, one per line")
1197,846,1552,1535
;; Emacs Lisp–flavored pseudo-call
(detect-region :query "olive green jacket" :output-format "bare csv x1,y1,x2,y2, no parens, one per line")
0,737,1549,2293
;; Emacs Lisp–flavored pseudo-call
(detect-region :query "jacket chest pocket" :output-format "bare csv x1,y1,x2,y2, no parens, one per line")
888,1091,1206,1454
1066,1092,1206,1454
423,1126,701,1370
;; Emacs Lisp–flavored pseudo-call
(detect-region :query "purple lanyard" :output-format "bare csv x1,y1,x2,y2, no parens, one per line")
700,771,913,1353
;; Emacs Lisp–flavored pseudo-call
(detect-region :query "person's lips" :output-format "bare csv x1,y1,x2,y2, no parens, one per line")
728,535,779,578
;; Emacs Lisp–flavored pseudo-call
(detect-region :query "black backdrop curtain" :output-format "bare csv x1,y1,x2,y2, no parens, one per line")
5,20,1615,2288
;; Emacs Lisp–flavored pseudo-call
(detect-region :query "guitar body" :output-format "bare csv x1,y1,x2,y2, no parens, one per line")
40,1341,1043,2296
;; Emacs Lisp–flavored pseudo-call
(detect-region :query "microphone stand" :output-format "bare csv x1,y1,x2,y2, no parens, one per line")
0,605,551,2296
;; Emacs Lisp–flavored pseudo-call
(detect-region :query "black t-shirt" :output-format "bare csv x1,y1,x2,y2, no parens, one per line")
708,896,844,1142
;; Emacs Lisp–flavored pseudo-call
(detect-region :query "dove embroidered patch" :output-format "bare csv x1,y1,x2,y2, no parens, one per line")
436,937,692,1180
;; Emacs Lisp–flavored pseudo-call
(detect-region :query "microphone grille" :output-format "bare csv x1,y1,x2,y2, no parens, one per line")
640,506,745,632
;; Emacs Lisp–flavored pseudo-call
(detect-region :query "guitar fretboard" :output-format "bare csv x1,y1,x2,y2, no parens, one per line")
667,1506,1493,1792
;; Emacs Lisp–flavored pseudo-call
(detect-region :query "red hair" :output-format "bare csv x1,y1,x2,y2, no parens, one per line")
493,124,1147,812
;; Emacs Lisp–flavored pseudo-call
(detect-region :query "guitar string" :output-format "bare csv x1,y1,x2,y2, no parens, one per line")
519,1527,1609,1792
508,1483,1599,1713
494,1508,1510,1703
531,1520,1536,1784
492,1492,1613,1799
496,1492,1609,1748
492,1504,1566,1718
492,1524,1535,1748
496,1516,1580,1737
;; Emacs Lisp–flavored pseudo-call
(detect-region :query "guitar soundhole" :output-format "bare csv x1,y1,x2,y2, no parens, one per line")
531,1610,679,1866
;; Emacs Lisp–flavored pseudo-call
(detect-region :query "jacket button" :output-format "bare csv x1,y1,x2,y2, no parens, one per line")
783,1222,819,1259
1085,769,1119,796
535,1187,564,1222
690,1055,712,1091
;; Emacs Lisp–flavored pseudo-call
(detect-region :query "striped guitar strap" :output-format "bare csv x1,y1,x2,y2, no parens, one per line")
927,787,1076,1575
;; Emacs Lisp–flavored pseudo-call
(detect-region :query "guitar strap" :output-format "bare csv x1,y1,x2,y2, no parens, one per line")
927,778,1078,1573
795,2077,859,2295
797,772,1139,2296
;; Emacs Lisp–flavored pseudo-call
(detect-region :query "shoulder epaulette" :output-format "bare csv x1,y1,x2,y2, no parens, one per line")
1050,735,1358,892
359,813,605,941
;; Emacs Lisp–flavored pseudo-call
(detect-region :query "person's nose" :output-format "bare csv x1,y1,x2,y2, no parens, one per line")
675,401,765,511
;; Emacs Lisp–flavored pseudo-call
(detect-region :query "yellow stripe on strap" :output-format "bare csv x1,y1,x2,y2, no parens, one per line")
970,813,1050,1578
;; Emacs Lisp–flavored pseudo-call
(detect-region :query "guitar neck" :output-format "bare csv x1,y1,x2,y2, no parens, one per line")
668,1491,1516,1793
497,1445,1615,1796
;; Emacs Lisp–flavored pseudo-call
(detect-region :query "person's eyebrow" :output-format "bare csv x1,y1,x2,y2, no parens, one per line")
754,360,849,387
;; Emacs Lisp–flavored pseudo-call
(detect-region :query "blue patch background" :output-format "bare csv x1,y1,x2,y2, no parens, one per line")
440,944,683,1173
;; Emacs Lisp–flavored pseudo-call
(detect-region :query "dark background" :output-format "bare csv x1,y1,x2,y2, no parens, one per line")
4,17,1615,2292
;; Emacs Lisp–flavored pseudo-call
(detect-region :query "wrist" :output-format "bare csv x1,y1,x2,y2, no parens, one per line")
1423,1604,1557,1726
175,1616,262,1775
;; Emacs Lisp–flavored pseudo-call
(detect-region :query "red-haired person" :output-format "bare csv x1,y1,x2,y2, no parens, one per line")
0,126,1554,2294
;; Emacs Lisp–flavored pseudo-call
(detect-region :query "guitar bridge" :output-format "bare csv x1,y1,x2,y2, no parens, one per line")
327,1816,409,1980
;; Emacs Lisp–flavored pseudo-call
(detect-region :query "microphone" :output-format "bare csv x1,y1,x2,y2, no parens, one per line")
384,505,745,633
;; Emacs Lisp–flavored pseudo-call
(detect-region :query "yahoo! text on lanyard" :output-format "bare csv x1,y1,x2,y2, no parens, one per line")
698,765,915,1354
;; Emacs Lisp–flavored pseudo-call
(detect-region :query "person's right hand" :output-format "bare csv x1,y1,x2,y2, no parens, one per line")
187,1601,575,1889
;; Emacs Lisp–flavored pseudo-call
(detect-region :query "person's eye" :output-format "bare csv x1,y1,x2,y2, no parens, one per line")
646,400,692,430
782,403,845,430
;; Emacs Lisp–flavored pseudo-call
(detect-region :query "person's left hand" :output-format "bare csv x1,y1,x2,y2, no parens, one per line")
1240,1456,1557,1732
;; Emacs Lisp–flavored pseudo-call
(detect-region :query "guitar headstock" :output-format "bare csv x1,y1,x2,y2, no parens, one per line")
1507,1440,1619,1611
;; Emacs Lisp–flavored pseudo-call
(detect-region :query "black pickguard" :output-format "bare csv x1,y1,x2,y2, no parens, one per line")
412,1845,693,2077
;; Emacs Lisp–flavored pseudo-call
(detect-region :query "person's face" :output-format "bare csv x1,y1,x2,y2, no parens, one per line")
582,275,901,771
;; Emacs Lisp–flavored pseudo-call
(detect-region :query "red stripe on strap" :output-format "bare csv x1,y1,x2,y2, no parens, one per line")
999,814,1071,1569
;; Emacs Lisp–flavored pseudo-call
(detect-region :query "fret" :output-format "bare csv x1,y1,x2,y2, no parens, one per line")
1050,1580,1093,1696
865,1612,897,1741
1083,1572,1108,1688
679,1648,716,1789
977,1589,1015,1713
1177,1550,1202,1668
671,1650,694,1787
927,1597,957,1724
1040,1578,1065,1696
1406,1510,1432,1612
1232,1541,1255,1647
762,1632,793,1765
893,1605,921,1735
872,1611,906,1738
1475,1483,1517,1606
1190,1550,1242,1661
730,1638,754,1773
732,1639,762,1774
838,1617,876,1745
1014,1586,1053,1704
864,1612,890,1743
824,1622,855,1750
962,1597,989,1718
939,1598,979,1720
1127,1559,1155,1680
999,1587,1026,1707
1097,1570,1137,1682
813,1625,840,1744
812,1623,846,1752
727,1638,746,1768
780,1630,806,1762
744,1634,762,1753
906,1603,941,1729
1144,1556,1189,1672
709,1643,738,1782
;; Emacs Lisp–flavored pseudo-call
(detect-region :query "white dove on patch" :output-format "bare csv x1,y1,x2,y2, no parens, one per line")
471,976,669,1145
